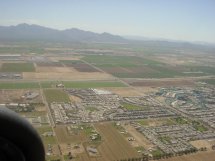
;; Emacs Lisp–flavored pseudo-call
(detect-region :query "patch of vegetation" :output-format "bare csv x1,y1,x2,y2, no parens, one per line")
0,63,35,72
135,146,145,152
36,126,56,145
159,136,171,144
173,117,189,124
0,82,39,89
63,81,126,88
85,106,98,112
192,121,208,132
151,148,164,158
43,89,70,103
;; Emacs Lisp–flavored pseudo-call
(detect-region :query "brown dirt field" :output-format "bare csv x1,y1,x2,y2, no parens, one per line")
54,126,87,144
36,66,74,73
23,72,113,81
36,62,63,67
161,151,215,161
72,64,100,72
59,143,84,155
190,139,215,151
94,123,140,161
134,87,159,94
129,79,195,87
49,56,82,61
101,67,131,73
122,124,154,149
70,95,82,103
0,89,42,103
105,87,144,96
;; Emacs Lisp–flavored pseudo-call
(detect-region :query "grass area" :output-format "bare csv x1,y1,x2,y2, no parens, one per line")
80,125,96,136
122,103,148,111
85,106,98,112
151,148,164,158
40,81,126,88
192,121,208,132
0,82,39,89
63,81,126,88
43,89,70,103
135,146,145,152
36,126,56,145
159,136,171,144
46,155,62,161
0,63,35,72
201,79,215,85
173,117,189,124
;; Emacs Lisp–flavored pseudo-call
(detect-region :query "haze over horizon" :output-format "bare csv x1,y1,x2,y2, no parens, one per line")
0,0,215,44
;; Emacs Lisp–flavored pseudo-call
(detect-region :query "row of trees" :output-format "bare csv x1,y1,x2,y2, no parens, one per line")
116,147,198,161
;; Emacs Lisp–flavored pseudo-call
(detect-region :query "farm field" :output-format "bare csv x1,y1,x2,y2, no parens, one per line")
127,78,195,87
60,60,99,72
40,81,126,88
0,82,39,89
0,63,35,72
91,123,140,161
54,125,87,143
43,89,70,103
82,55,215,78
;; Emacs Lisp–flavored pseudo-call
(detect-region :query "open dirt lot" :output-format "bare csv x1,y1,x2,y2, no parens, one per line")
54,126,87,144
36,66,74,73
93,123,140,161
190,139,215,151
0,89,42,103
105,87,144,96
122,124,154,149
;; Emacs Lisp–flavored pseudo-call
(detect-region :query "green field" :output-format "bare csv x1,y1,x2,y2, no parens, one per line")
192,121,208,132
63,81,126,88
43,89,70,103
173,117,189,124
83,55,163,67
0,63,35,72
0,82,39,89
40,81,126,88
82,55,214,78
122,103,148,110
85,106,98,112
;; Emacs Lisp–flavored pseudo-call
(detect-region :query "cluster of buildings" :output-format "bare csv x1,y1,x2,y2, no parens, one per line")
49,89,177,124
160,87,215,129
0,103,35,112
135,124,215,154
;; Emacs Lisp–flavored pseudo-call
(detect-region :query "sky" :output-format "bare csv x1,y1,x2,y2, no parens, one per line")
0,0,215,43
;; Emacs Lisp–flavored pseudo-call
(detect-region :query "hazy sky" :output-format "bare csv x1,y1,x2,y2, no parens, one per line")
0,0,215,43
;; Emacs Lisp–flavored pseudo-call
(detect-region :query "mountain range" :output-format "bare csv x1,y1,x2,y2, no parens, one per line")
0,23,126,43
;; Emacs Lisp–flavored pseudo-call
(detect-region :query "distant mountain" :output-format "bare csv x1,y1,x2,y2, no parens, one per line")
0,23,126,43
